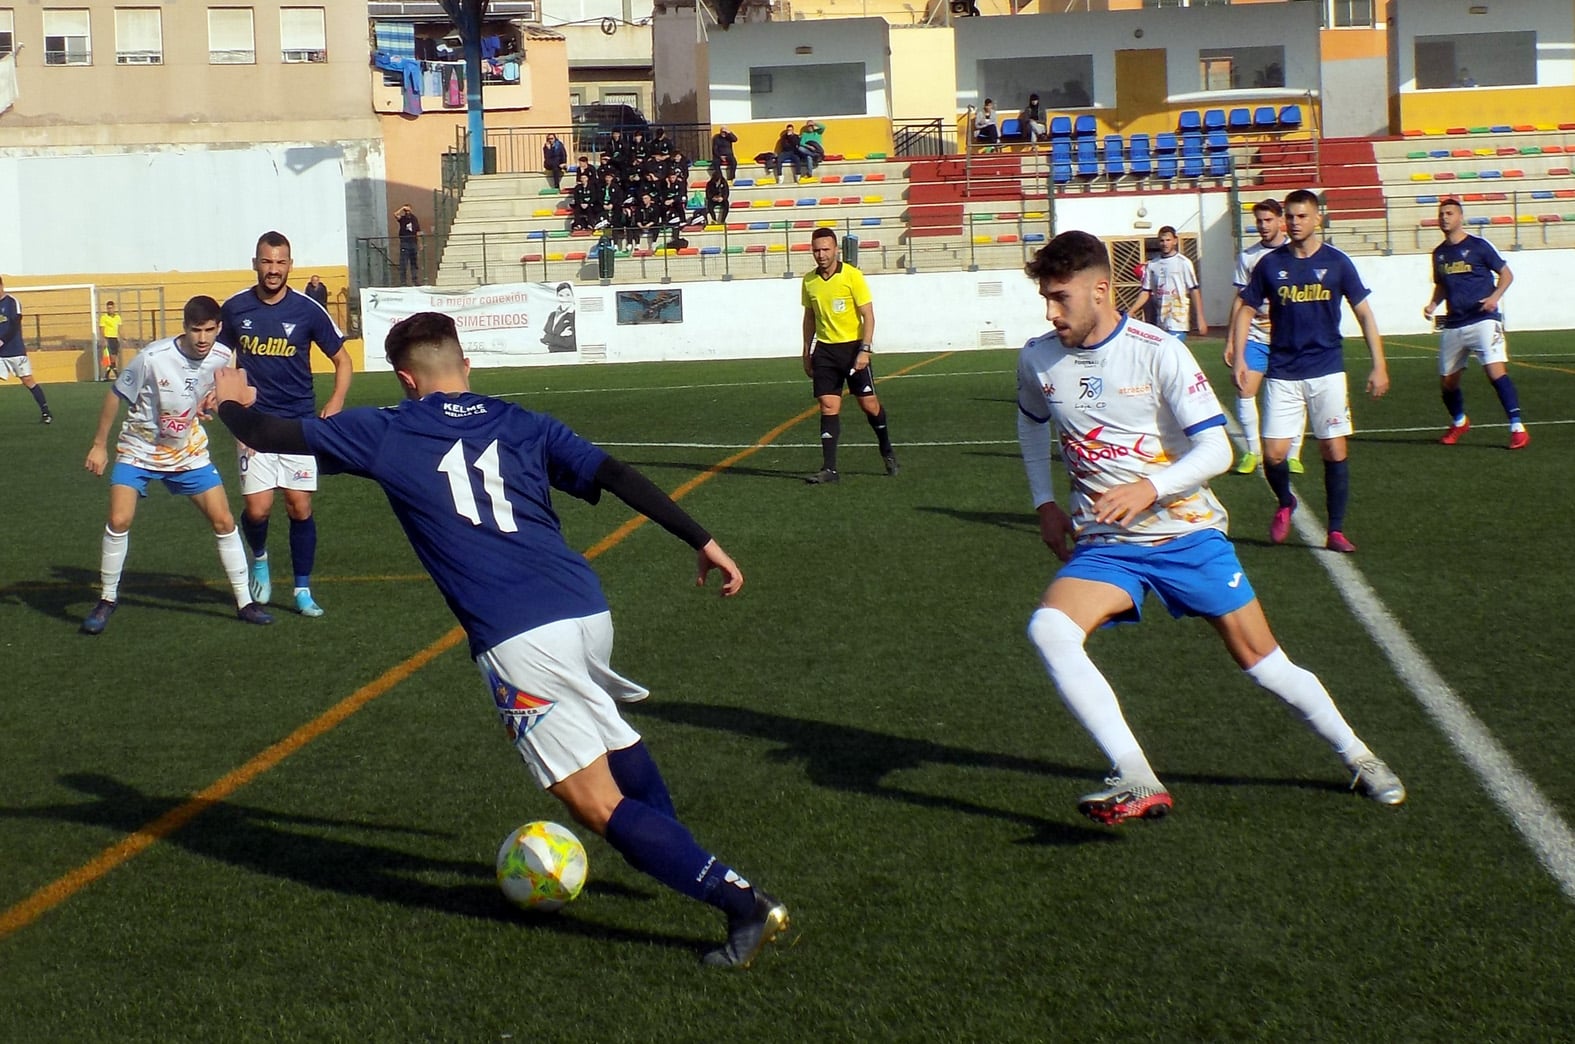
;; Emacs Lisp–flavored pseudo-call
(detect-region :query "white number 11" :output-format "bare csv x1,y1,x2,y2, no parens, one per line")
437,439,518,533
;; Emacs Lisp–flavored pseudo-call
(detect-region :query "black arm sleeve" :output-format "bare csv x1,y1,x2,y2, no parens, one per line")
217,401,311,455
594,456,712,550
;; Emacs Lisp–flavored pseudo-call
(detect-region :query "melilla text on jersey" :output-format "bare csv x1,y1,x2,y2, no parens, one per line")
1441,260,1473,275
240,334,299,357
1277,283,1333,303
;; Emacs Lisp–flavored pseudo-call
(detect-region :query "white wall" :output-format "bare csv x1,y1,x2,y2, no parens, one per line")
952,5,1322,111
1392,0,1575,91
706,19,892,124
0,142,374,275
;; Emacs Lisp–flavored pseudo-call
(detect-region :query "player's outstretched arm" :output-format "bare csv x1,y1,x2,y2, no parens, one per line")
84,390,122,477
594,457,741,595
697,540,744,597
1352,300,1389,398
213,368,311,453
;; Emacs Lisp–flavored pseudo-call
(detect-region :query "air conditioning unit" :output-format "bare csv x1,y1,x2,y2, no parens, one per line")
117,53,162,65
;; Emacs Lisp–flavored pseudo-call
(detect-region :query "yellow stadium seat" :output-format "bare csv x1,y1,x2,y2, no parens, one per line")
1410,173,1432,181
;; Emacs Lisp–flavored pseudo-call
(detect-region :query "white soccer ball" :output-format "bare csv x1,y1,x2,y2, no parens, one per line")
496,820,588,912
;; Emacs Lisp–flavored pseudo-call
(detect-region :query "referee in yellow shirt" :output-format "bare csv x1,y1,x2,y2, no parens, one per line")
98,301,122,380
800,228,898,484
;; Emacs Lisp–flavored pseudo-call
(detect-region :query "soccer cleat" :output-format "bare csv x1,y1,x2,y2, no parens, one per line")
1232,452,1259,475
1439,418,1471,445
701,891,791,969
883,453,900,477
249,557,271,605
1349,754,1406,806
237,602,275,626
80,599,118,635
42,411,54,425
804,468,840,485
1269,497,1297,545
1508,429,1530,451
1325,530,1357,553
294,589,324,618
1287,457,1305,475
1076,775,1174,825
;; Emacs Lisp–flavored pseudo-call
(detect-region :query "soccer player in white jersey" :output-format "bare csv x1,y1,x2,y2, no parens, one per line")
1423,198,1528,449
1224,199,1304,475
1232,189,1388,554
1016,231,1404,824
1128,226,1207,342
79,296,275,634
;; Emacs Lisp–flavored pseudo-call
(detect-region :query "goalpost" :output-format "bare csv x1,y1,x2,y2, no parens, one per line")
10,282,106,380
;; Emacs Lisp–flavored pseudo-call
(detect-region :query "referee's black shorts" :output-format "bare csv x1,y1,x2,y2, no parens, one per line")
810,340,877,398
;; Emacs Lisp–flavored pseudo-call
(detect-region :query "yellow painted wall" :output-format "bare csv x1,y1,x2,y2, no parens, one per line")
1399,86,1575,133
720,117,896,168
26,340,365,386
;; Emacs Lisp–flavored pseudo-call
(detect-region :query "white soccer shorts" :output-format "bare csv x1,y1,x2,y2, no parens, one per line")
1262,372,1353,441
475,611,649,788
237,445,319,494
1438,320,1507,376
0,355,33,379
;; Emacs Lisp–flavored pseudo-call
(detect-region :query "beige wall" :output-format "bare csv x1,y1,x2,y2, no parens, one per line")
0,2,373,143
889,27,957,120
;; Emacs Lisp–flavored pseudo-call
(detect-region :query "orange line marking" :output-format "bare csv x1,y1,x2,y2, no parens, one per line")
0,352,956,941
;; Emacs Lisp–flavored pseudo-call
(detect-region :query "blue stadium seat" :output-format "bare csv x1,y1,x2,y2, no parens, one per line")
1254,106,1278,130
1104,135,1125,178
734,178,755,187
842,174,864,183
1278,105,1303,129
1467,216,1491,226
1156,152,1177,180
700,246,721,256
1074,114,1098,139
999,118,1023,141
1051,139,1072,184
1155,132,1178,155
1207,151,1231,177
1531,190,1555,200
1128,134,1152,177
860,216,882,225
1490,124,1513,133
1049,115,1072,139
1416,195,1440,204
1182,153,1204,178
1178,110,1202,134
1480,170,1503,179
1428,149,1450,158
1076,138,1099,177
1206,130,1228,152
1023,232,1047,243
1181,133,1203,159
1204,109,1227,133
1229,108,1253,132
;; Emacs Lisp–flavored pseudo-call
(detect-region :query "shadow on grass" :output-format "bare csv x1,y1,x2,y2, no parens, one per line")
618,458,809,483
1,773,697,953
0,565,236,627
636,702,1115,847
915,505,1037,532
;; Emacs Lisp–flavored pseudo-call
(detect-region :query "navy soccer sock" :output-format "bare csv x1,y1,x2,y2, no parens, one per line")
1264,459,1295,508
604,799,755,919
607,741,676,819
242,514,270,557
289,516,317,586
1442,385,1466,425
29,384,49,413
866,407,893,455
820,413,840,471
1490,374,1523,427
1324,458,1350,534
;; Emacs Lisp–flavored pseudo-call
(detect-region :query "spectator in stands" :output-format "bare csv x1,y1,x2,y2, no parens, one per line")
395,204,421,286
973,100,1000,148
609,192,636,248
629,128,651,167
705,168,731,225
570,171,600,231
577,154,597,184
1020,93,1047,144
712,125,739,181
634,190,663,248
606,130,630,173
304,276,330,310
799,120,826,174
543,133,568,190
670,147,691,182
1456,67,1478,88
776,124,805,181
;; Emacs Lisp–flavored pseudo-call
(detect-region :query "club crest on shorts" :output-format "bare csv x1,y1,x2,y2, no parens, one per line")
490,674,555,741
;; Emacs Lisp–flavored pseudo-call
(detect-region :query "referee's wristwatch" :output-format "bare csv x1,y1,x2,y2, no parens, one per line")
859,343,872,354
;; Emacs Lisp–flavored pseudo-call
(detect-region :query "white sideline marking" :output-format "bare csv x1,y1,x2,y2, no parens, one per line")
1287,499,1575,902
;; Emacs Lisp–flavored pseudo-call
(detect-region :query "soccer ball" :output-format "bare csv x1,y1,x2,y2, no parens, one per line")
495,820,588,912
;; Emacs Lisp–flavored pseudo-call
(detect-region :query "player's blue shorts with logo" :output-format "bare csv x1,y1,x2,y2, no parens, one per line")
1244,338,1271,373
110,461,224,497
1058,528,1256,624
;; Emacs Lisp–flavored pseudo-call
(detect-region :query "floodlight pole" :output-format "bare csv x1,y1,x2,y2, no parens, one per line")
441,0,490,176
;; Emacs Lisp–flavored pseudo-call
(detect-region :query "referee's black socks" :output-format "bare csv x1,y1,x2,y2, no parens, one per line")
866,407,893,455
820,413,840,471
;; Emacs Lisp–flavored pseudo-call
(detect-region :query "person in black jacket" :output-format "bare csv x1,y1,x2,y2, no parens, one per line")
705,169,730,225
543,133,568,189
711,125,738,181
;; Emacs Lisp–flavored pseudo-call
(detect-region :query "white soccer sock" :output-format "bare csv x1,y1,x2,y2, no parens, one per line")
99,527,129,602
1236,395,1260,455
216,527,252,607
1027,607,1158,783
1245,646,1369,764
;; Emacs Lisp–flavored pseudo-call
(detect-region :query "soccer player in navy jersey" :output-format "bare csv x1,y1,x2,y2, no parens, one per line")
1018,231,1404,824
211,311,789,969
219,231,353,617
1423,199,1528,449
1232,189,1388,554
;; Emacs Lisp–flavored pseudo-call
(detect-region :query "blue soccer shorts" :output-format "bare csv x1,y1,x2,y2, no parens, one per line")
1243,338,1271,374
110,461,224,498
1057,528,1256,625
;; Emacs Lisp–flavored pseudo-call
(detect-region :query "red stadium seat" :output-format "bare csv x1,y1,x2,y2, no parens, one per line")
1550,168,1573,176
565,251,587,261
1538,214,1562,223
1450,149,1473,158
1502,169,1525,178
1489,215,1513,225
1434,172,1457,181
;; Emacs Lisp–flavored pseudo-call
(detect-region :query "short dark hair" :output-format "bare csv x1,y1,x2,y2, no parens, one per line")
1252,198,1283,217
1158,225,1177,238
1284,188,1321,210
384,311,460,370
811,227,838,244
255,230,291,256
1439,197,1463,213
182,295,221,327
1025,230,1110,283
